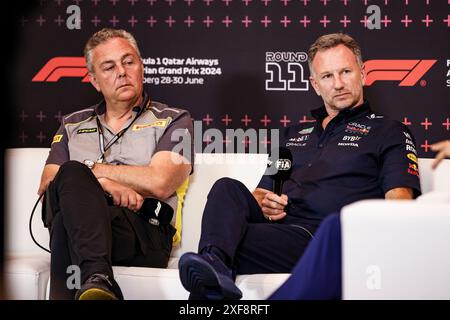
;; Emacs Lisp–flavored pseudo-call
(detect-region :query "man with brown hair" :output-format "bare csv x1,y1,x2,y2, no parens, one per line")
39,28,193,299
179,33,420,300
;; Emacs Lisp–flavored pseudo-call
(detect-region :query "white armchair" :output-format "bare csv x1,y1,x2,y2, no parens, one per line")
341,159,450,299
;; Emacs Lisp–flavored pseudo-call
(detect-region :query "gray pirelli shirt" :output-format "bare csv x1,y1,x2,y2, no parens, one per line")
46,93,193,245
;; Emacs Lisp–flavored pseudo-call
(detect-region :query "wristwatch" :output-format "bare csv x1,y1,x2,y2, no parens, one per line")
83,159,95,170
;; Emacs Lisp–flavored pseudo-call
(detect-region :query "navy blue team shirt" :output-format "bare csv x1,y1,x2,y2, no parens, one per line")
258,100,421,222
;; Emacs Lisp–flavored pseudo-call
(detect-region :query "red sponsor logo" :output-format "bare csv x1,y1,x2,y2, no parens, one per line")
346,125,370,135
32,57,89,82
408,168,420,177
364,59,436,86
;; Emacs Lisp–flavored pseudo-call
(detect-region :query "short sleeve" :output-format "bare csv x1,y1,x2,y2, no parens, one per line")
45,121,69,165
154,110,194,166
379,121,421,198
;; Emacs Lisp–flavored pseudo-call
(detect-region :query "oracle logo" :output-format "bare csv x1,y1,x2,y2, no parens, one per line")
32,57,89,82
364,59,437,86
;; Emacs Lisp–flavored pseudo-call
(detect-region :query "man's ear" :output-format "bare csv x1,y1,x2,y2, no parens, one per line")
89,72,101,92
360,63,367,86
309,76,321,96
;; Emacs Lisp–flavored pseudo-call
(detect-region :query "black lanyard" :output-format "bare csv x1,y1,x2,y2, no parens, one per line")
95,100,150,163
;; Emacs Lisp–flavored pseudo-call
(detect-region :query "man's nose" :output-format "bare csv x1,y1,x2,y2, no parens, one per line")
117,64,126,77
333,75,344,90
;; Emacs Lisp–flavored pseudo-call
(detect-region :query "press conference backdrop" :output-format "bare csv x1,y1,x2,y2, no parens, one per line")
11,0,449,157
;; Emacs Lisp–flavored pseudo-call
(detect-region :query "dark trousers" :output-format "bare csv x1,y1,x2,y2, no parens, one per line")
45,161,175,300
198,178,320,274
269,213,342,300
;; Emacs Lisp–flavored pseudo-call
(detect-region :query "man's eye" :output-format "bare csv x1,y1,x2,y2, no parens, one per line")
322,74,331,79
104,66,114,71
124,60,134,65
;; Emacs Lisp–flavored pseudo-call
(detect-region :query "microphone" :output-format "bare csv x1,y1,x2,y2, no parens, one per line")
267,147,293,196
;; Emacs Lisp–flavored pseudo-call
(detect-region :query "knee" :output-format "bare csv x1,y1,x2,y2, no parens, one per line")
58,161,90,178
209,177,246,195
52,161,92,187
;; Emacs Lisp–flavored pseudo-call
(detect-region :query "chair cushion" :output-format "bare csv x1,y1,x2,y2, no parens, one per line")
4,253,51,300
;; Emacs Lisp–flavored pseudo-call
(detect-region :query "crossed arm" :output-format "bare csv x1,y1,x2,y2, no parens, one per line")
38,151,191,212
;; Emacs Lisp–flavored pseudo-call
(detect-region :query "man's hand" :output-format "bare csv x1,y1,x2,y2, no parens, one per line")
431,140,450,169
38,164,60,196
253,188,288,221
98,177,144,212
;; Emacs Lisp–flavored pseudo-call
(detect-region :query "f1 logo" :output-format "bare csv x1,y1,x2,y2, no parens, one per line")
364,59,437,86
32,57,89,82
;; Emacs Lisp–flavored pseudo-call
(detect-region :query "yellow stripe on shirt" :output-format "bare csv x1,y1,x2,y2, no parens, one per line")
172,176,190,246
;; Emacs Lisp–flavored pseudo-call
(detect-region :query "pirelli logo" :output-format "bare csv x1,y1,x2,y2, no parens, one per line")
364,59,437,86
52,134,63,144
133,120,169,131
77,128,97,134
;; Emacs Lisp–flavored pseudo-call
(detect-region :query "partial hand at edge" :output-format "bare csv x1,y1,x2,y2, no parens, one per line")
431,140,450,170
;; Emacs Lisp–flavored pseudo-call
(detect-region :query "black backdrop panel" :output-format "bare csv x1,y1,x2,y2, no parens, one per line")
12,0,450,157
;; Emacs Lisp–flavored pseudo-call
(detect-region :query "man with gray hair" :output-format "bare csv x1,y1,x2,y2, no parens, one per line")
39,28,193,299
179,33,420,300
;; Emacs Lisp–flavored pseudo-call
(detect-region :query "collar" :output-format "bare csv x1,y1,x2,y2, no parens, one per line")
310,100,372,123
94,92,150,116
